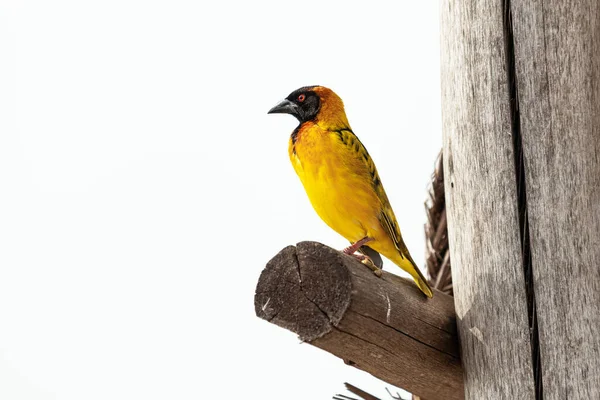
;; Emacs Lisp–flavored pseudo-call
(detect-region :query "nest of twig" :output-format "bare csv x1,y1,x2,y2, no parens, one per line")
334,383,408,400
424,152,452,296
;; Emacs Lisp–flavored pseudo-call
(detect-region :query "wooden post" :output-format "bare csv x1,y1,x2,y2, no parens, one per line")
441,0,600,399
510,1,600,398
440,1,536,397
255,242,464,400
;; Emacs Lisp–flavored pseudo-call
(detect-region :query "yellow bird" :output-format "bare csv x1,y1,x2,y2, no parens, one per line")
268,86,433,298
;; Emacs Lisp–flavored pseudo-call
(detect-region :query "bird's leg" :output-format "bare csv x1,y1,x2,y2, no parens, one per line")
342,237,372,255
342,237,383,278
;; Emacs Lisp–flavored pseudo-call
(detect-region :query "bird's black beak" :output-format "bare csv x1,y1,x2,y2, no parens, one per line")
268,99,299,118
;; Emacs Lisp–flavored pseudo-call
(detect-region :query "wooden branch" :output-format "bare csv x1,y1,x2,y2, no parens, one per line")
342,382,381,400
254,241,464,400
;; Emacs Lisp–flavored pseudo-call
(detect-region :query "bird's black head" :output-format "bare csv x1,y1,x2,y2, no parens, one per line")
268,86,321,123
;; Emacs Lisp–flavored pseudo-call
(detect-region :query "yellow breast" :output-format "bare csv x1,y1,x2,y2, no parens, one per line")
288,122,381,243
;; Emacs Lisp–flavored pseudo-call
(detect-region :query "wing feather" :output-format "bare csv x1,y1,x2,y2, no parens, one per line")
335,129,410,258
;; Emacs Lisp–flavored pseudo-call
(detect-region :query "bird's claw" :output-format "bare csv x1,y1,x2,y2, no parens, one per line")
350,253,383,278
362,258,383,277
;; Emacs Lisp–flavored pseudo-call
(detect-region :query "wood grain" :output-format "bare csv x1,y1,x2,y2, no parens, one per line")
440,0,536,398
510,1,600,398
255,242,464,400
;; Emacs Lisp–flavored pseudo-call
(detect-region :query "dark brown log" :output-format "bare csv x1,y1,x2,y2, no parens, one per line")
255,242,464,400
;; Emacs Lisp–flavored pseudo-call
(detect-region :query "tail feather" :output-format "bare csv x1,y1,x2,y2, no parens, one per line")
392,253,433,298
413,268,434,298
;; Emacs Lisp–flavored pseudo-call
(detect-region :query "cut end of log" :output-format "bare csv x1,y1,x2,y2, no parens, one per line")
254,241,352,341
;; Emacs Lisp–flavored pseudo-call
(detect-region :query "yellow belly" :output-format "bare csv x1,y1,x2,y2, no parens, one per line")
306,167,379,242
290,129,382,244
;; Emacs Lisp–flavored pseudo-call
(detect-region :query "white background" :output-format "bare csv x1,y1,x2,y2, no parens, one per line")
0,1,441,399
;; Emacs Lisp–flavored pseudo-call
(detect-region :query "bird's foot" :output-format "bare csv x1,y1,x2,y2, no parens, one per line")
350,253,383,278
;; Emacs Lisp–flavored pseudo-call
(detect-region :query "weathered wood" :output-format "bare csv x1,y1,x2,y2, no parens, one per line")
255,242,464,400
510,1,600,398
440,0,536,398
340,382,380,400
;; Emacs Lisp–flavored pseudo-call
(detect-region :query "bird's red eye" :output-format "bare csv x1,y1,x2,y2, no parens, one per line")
298,94,306,102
